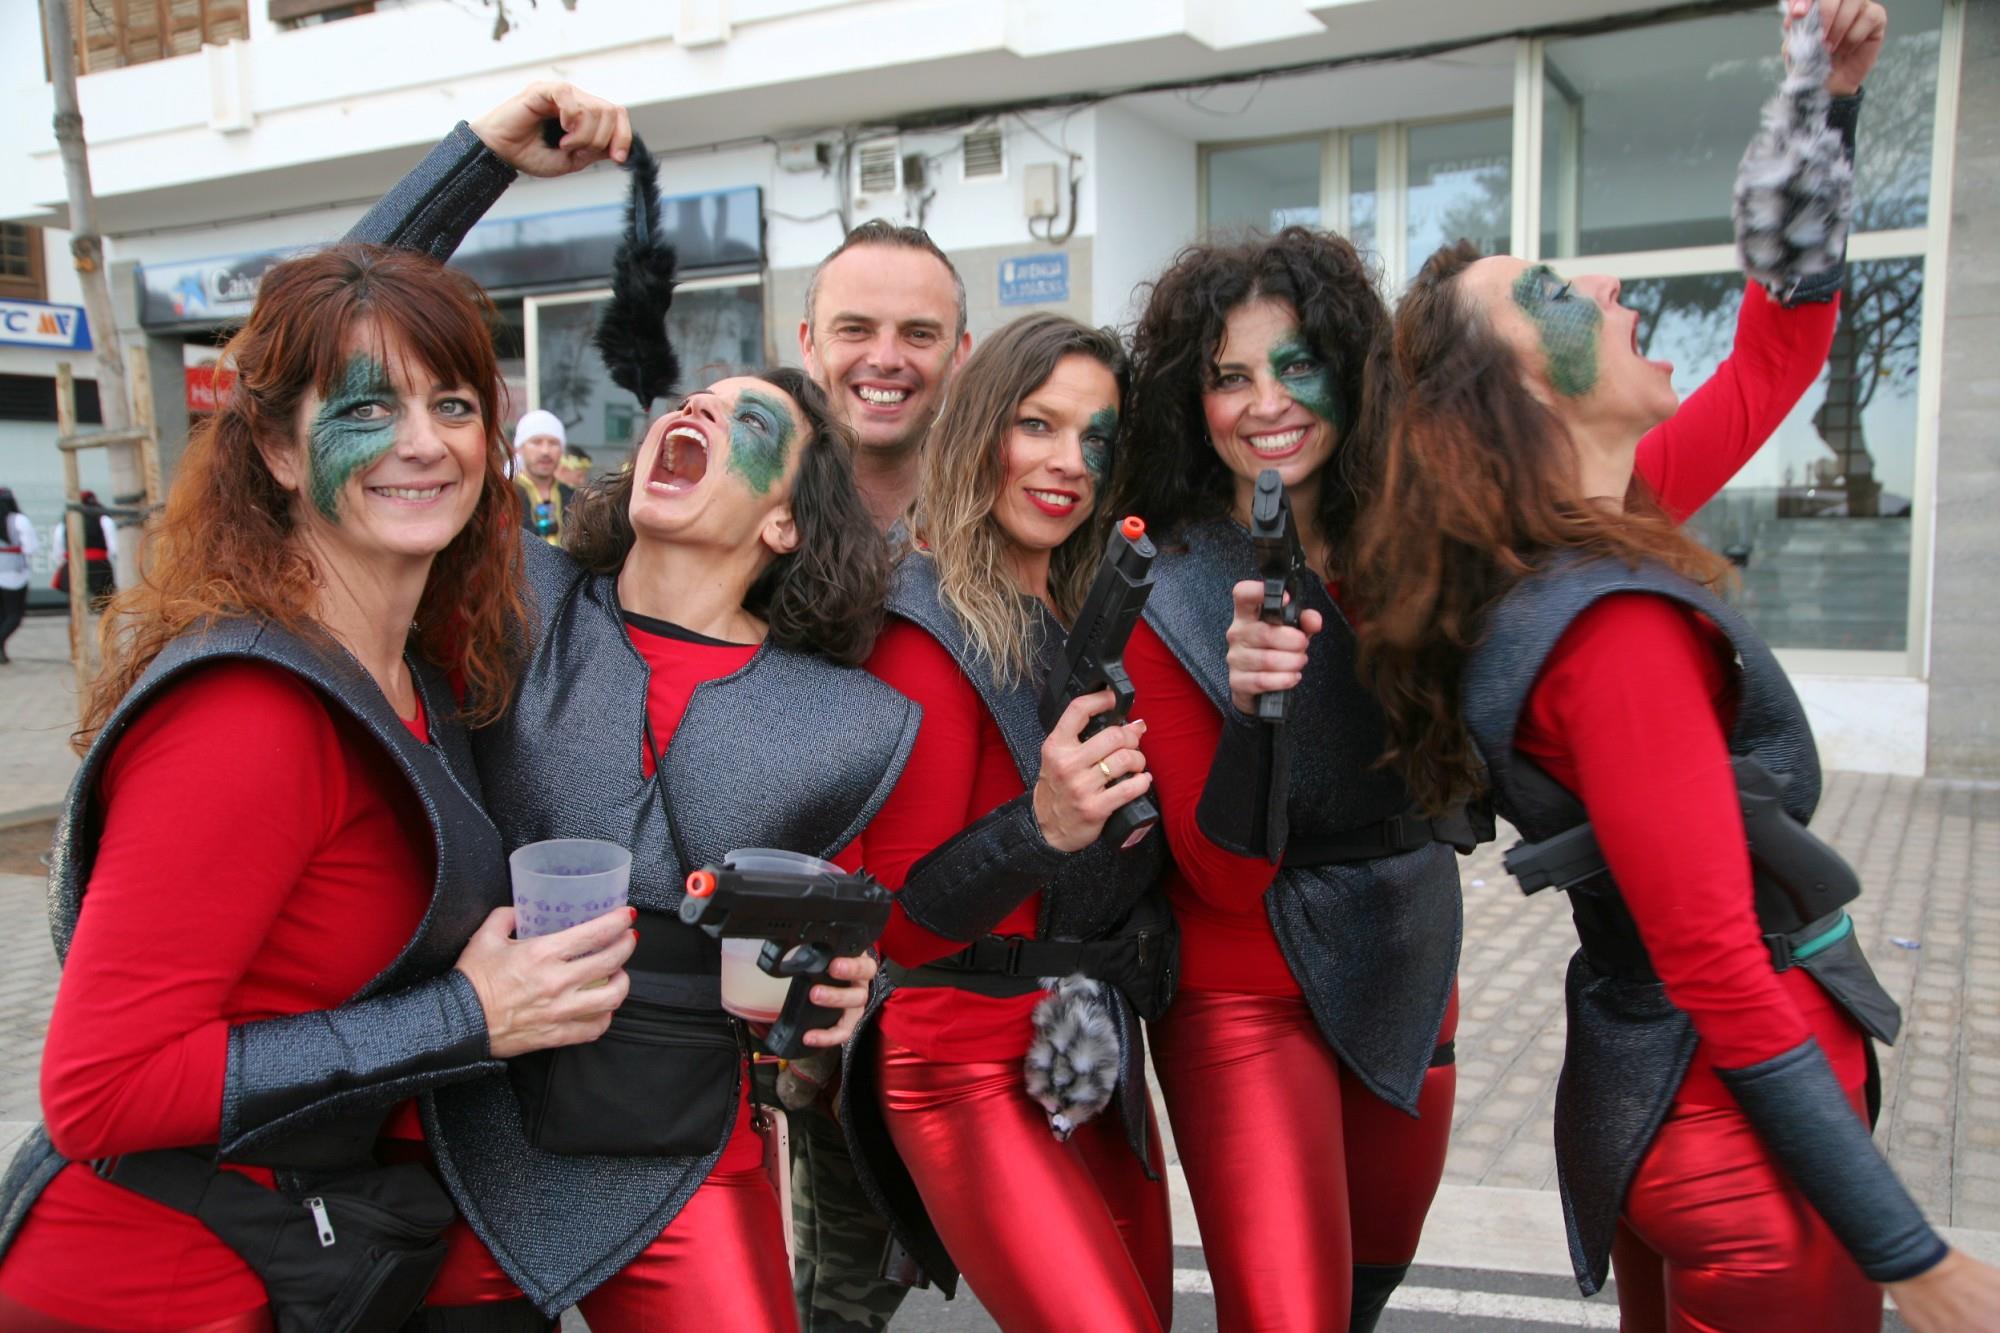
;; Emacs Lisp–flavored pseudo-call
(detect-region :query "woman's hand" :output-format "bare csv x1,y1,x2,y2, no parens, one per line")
799,952,879,1049
1785,0,1887,96
1225,579,1323,716
1886,1249,2000,1333
1033,689,1152,854
468,81,633,176
453,905,637,1059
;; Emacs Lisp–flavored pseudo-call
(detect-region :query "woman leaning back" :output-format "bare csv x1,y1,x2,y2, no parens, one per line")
835,313,1177,1331
1106,5,1884,1328
344,90,900,1330
1351,15,2000,1331
0,245,633,1332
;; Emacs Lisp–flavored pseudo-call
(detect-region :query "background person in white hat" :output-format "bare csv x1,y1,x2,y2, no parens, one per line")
513,408,572,544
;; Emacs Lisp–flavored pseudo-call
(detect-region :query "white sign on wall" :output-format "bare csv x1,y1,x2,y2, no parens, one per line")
0,298,91,351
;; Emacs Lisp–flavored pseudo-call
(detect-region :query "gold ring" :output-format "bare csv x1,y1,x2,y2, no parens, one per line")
1098,759,1115,781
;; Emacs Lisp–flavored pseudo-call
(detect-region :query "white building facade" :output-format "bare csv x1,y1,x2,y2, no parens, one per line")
1,0,1991,777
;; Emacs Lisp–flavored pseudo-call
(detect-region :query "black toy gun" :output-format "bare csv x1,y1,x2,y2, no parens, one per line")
679,856,893,1058
1503,757,1859,931
1250,469,1307,723
1038,516,1161,850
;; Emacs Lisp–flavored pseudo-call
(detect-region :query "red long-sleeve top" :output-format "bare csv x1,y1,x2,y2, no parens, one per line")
863,620,1046,1062
1128,282,1840,1018
627,611,764,1179
0,661,439,1328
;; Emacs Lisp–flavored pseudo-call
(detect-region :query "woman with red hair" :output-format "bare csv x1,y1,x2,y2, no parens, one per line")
1353,234,2000,1330
0,243,634,1332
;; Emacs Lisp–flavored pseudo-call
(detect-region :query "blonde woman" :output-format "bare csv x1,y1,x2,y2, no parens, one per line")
835,314,1176,1330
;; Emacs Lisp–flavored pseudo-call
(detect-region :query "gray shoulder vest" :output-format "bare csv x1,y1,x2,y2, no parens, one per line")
883,550,1166,941
1461,553,1894,1294
45,620,503,984
1142,520,1461,1111
431,535,920,1314
1,619,507,1267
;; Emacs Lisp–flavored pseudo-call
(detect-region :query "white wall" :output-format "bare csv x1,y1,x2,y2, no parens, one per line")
1796,675,1929,776
1090,101,1199,330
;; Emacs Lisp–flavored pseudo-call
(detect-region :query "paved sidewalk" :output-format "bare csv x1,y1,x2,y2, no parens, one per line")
0,617,83,819
0,617,1995,1326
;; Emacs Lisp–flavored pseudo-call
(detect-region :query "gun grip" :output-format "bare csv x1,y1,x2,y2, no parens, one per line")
763,970,841,1060
1256,689,1288,724
1103,792,1159,850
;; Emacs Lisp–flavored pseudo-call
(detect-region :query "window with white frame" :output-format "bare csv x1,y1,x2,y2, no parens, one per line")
1200,0,1959,673
526,275,765,477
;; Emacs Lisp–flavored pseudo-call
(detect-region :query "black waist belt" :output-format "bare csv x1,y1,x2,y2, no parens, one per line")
885,935,1108,997
1285,812,1445,866
1578,904,1852,983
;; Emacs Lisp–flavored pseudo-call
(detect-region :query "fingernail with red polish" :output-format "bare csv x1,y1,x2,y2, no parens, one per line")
628,907,638,923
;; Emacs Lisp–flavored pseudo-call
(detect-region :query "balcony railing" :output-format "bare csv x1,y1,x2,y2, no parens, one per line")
72,0,249,72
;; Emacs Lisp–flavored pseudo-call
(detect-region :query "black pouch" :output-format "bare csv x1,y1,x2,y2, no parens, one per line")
1091,892,1180,1022
510,977,741,1157
100,1150,454,1333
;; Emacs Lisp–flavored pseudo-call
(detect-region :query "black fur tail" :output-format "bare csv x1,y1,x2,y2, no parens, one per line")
594,136,681,414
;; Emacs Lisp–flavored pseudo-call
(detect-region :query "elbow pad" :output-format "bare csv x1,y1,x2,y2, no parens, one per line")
894,793,1066,942
1716,1035,1945,1282
344,122,517,260
1194,709,1289,862
219,970,498,1160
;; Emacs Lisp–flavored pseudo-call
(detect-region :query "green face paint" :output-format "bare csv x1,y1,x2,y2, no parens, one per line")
1082,406,1117,484
1511,265,1602,399
307,354,400,522
1268,332,1345,428
727,388,795,496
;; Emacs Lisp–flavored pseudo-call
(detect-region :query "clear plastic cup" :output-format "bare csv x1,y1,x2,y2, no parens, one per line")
715,848,837,1022
509,838,632,939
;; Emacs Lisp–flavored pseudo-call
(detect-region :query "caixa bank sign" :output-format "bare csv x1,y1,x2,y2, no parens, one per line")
0,298,91,351
137,249,291,331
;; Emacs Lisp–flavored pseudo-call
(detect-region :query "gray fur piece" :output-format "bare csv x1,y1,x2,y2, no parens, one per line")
1023,973,1122,1139
1734,2,1853,297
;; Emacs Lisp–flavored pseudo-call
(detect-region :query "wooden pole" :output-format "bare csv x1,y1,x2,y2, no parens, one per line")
55,364,92,705
42,0,147,596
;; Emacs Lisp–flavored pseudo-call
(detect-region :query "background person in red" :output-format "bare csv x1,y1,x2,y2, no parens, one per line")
838,314,1174,1330
0,245,636,1332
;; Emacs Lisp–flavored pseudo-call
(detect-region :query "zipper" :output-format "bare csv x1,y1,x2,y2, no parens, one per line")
306,1196,336,1247
609,1003,740,1048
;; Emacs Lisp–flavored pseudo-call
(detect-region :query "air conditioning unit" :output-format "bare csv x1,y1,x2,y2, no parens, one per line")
961,127,1005,181
852,138,902,210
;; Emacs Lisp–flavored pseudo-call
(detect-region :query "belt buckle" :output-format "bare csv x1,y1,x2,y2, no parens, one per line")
1002,937,1027,976
1764,930,1794,971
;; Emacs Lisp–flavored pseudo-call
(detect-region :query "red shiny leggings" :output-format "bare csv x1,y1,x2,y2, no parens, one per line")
1612,1085,1878,1333
0,1292,273,1332
1151,985,1458,1331
876,1040,1173,1331
576,1158,797,1332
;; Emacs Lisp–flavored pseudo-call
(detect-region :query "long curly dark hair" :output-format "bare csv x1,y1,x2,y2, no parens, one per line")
80,244,526,747
564,367,888,667
1110,226,1392,564
1351,241,1729,812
